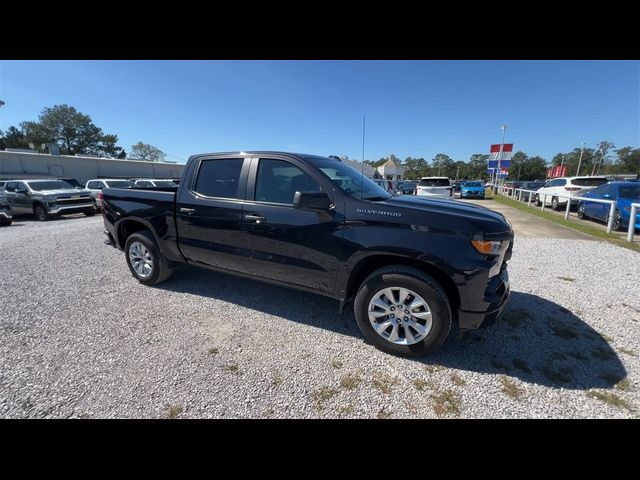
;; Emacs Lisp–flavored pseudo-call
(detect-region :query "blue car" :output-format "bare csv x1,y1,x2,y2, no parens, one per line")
460,180,485,199
577,182,640,231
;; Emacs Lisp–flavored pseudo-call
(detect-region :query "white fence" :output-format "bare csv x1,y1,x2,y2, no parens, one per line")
495,186,639,242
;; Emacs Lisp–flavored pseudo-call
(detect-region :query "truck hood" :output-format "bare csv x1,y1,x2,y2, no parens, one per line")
32,189,92,196
379,195,511,233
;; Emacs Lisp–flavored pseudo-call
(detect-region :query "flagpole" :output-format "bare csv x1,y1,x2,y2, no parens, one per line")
494,125,507,192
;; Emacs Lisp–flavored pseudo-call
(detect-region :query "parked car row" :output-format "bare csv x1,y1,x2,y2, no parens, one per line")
504,176,640,232
0,177,180,223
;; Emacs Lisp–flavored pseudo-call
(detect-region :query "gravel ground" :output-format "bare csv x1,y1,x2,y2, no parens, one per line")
1,215,639,418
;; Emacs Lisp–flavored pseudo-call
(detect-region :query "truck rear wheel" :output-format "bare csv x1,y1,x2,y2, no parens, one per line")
354,265,452,356
124,231,173,286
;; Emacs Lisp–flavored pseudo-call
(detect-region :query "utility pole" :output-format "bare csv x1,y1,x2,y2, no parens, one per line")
560,154,566,176
576,142,585,176
456,165,460,181
494,125,507,192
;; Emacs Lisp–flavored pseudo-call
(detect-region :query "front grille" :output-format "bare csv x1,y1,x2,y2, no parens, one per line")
56,197,92,206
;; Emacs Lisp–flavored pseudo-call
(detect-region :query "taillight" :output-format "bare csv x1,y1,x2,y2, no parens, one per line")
98,191,104,201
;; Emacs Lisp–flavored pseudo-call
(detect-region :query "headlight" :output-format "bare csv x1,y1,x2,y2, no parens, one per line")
471,240,504,255
44,195,56,201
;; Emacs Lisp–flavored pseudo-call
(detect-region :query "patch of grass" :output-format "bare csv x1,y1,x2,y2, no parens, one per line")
552,324,579,340
310,387,338,411
221,362,240,374
423,365,440,374
500,376,522,400
264,408,275,417
618,347,637,357
340,372,362,391
591,347,616,361
330,360,344,369
431,389,461,416
491,360,511,371
557,276,576,282
167,405,183,419
492,194,640,253
412,379,430,391
271,374,283,387
405,402,418,414
512,358,532,374
587,390,632,411
615,379,631,391
450,373,466,387
376,408,392,419
208,347,219,355
503,308,533,328
541,364,574,384
372,372,400,395
336,404,354,415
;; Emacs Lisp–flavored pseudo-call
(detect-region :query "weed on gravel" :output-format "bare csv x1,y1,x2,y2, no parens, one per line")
167,405,183,419
431,389,461,416
310,387,338,411
500,376,523,400
587,391,632,411
340,372,363,391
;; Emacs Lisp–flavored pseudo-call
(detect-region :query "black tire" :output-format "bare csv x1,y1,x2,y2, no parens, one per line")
83,208,96,216
34,203,48,221
577,203,586,219
124,230,173,286
534,194,541,207
354,265,452,357
0,218,11,226
607,210,623,232
551,196,561,211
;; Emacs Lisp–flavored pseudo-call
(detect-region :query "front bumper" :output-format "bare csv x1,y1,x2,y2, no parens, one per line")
458,267,510,331
0,211,12,220
48,202,95,214
461,191,485,198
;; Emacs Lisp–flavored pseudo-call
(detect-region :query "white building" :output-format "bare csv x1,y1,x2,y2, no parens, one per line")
377,157,405,181
340,157,376,178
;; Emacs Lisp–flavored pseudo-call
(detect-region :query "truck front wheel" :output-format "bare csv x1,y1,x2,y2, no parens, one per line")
354,266,452,356
124,231,173,286
34,203,49,221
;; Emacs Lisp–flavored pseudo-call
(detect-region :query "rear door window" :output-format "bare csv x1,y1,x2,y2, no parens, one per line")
194,158,245,199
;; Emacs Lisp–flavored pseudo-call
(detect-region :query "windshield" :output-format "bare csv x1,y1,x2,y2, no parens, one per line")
419,178,450,187
463,181,483,187
619,186,640,199
105,180,135,188
27,181,73,191
303,156,391,201
152,180,177,187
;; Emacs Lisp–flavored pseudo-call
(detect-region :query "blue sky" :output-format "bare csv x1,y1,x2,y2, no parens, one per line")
0,60,638,164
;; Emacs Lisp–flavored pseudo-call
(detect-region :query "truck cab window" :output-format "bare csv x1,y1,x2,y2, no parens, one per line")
255,158,320,205
194,158,244,199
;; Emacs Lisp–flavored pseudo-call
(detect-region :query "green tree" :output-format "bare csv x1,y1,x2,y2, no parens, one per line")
467,154,489,180
507,151,528,180
0,125,30,150
611,147,640,175
19,104,123,156
403,156,429,179
432,153,454,177
129,142,166,162
520,156,548,180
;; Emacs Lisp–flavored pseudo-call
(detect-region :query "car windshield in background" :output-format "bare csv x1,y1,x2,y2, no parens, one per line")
27,181,73,191
419,178,450,187
463,182,483,187
619,186,640,199
572,178,608,187
152,181,177,187
105,181,135,188
303,156,391,201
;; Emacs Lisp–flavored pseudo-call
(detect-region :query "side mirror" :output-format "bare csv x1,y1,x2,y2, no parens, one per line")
293,191,331,211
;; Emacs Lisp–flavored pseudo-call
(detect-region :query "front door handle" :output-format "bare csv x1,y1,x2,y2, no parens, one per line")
244,213,266,223
180,207,196,215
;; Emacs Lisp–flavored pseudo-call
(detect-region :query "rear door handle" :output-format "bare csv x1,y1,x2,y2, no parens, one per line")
180,207,196,215
244,213,266,223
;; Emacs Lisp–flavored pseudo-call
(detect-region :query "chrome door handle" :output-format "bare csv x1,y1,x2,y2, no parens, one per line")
180,207,196,215
244,213,266,223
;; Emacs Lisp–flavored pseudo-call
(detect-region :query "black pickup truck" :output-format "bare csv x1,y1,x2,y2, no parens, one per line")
103,152,513,356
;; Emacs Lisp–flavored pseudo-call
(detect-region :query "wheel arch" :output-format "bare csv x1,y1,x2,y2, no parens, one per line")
343,254,460,315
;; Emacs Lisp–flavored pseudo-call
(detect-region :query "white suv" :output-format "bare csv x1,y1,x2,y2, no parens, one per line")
534,176,608,210
84,179,135,208
415,177,453,199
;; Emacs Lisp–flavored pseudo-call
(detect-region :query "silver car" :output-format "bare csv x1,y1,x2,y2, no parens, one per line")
84,179,135,208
